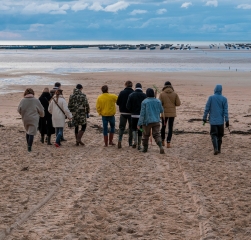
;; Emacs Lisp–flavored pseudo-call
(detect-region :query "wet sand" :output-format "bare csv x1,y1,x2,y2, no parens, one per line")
0,72,251,240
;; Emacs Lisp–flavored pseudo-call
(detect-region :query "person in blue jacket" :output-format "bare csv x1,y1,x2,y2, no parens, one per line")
203,84,229,155
137,88,165,154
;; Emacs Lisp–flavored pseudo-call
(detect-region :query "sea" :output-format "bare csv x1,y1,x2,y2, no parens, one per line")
0,40,251,93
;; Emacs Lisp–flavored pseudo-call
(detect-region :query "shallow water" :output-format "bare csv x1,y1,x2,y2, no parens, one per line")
0,47,251,91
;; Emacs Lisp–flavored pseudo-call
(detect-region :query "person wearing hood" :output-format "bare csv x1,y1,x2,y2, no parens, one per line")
17,88,45,152
38,88,55,145
48,89,72,147
126,83,147,150
68,84,90,146
137,88,165,154
159,81,181,148
203,84,229,155
116,81,134,148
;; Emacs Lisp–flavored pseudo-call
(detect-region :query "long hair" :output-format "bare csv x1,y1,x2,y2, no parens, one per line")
24,88,34,97
54,89,63,103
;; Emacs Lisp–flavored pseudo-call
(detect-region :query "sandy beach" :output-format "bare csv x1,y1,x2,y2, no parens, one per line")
0,71,251,240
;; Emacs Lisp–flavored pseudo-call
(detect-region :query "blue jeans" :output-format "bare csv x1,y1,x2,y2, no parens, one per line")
102,116,115,136
55,127,63,144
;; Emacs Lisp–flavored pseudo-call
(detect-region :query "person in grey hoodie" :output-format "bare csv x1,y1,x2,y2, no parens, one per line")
203,84,229,155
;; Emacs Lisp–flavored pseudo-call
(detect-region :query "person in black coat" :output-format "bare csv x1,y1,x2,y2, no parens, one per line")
126,83,147,150
38,88,55,145
116,81,134,148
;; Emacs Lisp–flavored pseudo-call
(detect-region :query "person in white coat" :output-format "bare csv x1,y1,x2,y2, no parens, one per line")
48,89,72,147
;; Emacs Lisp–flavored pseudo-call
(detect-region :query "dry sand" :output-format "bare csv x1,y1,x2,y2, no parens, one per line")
0,72,251,240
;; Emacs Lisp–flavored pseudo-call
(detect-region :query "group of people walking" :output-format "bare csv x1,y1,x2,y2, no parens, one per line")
17,80,229,155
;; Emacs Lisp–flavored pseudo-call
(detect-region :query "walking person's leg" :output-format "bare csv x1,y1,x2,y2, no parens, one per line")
127,115,133,146
131,117,138,148
141,124,151,152
152,123,165,154
217,125,224,153
27,134,34,152
166,117,174,148
109,116,116,146
75,126,79,145
118,114,127,148
102,116,109,147
161,117,167,146
55,127,63,147
76,124,87,146
210,125,219,155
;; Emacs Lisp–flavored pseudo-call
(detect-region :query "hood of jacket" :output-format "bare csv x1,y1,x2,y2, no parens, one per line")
162,85,174,93
214,85,222,95
73,88,83,95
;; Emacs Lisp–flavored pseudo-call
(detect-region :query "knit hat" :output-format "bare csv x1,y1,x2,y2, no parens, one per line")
146,88,154,97
76,84,83,89
135,83,142,88
164,81,172,86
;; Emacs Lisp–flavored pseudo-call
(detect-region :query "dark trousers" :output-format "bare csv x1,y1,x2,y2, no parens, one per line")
118,114,132,143
102,116,115,136
75,124,87,134
210,125,224,151
161,117,174,143
131,117,142,137
26,134,34,147
142,122,161,146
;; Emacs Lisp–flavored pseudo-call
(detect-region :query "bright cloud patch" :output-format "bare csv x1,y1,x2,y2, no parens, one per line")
130,9,148,15
71,2,89,12
104,1,130,13
237,4,251,10
88,3,103,12
205,1,218,7
156,9,167,15
181,2,192,9
22,3,69,14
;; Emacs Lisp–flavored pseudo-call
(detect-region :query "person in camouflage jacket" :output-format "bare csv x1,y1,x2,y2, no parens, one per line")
68,84,90,146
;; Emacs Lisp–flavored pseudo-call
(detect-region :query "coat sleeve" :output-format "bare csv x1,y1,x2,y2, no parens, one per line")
68,95,74,112
159,101,164,113
126,94,132,112
62,99,72,119
175,93,181,106
85,97,90,113
203,97,211,120
48,101,53,114
17,100,23,115
137,102,146,126
116,92,121,106
96,97,101,115
223,98,229,122
37,100,45,117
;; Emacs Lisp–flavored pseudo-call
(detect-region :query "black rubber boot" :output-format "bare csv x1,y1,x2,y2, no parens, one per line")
47,135,52,145
212,137,218,155
40,135,45,143
140,144,148,153
28,146,32,152
218,139,222,153
77,131,85,145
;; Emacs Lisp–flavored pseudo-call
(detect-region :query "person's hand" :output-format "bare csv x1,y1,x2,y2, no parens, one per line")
203,119,207,125
225,121,229,128
137,126,141,130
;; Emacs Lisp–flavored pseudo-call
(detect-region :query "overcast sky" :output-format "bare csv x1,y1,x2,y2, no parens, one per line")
0,0,251,41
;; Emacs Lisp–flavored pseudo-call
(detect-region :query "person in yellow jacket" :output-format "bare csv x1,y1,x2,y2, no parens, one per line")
96,85,118,146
